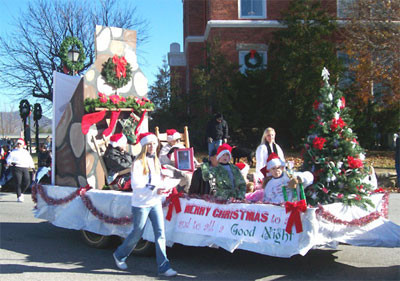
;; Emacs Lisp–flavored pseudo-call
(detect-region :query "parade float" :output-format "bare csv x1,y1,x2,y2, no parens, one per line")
32,26,400,258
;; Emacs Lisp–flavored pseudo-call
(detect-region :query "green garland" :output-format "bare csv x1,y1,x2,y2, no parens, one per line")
19,99,31,120
101,56,132,89
84,96,154,113
33,103,42,121
59,36,86,72
244,50,263,69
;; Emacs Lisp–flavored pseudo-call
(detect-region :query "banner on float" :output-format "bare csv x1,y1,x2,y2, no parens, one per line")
175,199,303,246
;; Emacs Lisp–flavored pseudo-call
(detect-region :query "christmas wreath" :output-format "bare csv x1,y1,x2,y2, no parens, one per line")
83,93,154,113
101,55,132,89
33,103,42,121
19,99,31,120
59,36,86,73
244,49,263,69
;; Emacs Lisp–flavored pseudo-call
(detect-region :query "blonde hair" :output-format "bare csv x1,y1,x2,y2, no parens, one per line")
135,144,161,175
260,127,276,145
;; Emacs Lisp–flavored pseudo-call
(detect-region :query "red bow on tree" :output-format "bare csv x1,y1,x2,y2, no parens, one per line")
112,55,127,79
285,199,307,234
165,187,183,221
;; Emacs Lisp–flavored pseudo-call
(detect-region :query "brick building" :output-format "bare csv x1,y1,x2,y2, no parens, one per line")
168,0,349,94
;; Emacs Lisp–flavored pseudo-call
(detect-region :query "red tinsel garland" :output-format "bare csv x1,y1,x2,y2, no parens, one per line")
315,191,389,226
33,184,132,225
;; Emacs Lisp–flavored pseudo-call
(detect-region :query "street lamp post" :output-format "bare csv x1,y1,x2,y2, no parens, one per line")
67,46,80,75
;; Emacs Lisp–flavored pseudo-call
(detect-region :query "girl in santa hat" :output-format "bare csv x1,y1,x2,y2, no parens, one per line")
262,153,313,204
112,132,177,277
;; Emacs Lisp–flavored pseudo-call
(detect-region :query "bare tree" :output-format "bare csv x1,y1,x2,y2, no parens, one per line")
0,0,149,106
341,0,400,108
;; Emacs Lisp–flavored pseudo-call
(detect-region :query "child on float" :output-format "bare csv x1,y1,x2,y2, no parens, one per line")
262,153,314,204
208,143,246,200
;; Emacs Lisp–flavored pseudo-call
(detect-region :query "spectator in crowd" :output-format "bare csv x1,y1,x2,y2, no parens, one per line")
206,113,229,156
35,143,52,183
6,138,35,202
0,145,12,186
112,132,178,277
255,127,285,184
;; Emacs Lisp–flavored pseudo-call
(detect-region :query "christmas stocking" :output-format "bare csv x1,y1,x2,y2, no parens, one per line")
103,110,121,136
81,110,106,135
134,110,147,136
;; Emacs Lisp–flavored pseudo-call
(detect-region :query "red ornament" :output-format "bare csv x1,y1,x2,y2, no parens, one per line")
313,137,327,150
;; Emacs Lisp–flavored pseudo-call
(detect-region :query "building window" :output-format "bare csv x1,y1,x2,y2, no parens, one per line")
239,0,266,19
239,49,267,73
337,0,356,18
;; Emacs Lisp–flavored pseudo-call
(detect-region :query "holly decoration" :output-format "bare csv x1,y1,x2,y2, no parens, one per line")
101,55,132,89
244,49,263,69
302,67,374,208
84,92,154,113
19,99,31,120
33,103,42,121
59,36,86,73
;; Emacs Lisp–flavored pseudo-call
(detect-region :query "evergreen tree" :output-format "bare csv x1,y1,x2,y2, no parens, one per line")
302,68,374,208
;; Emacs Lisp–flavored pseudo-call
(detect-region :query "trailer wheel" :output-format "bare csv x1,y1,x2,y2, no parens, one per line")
131,238,154,256
81,230,111,248
114,236,154,256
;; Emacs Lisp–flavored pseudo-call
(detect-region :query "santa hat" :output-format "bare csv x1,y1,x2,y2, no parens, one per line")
216,143,232,161
110,133,127,148
266,153,285,170
16,138,25,146
137,132,158,146
166,129,181,142
235,162,249,180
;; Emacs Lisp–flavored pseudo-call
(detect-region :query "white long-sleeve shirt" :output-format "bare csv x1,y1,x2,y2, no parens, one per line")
130,157,163,207
255,143,285,182
263,171,313,204
6,148,35,169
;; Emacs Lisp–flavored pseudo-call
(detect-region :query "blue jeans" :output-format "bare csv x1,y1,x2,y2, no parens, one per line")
208,139,222,156
114,203,171,273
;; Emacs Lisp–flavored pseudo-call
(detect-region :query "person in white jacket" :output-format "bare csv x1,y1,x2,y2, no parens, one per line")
263,153,313,204
6,138,35,202
255,127,285,183
112,132,177,277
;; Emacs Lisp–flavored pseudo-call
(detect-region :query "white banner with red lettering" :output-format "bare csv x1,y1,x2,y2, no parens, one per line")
160,198,319,257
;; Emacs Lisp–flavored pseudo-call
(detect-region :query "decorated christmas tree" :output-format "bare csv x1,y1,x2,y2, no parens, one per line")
302,68,374,207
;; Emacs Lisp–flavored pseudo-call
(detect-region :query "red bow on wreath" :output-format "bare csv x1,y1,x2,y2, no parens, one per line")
249,49,257,59
112,55,127,79
165,187,183,221
285,199,307,234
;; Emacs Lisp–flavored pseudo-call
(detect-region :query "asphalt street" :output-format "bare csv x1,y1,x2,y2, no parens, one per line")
0,191,399,281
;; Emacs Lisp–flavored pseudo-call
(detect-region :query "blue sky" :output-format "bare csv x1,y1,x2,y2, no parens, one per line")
0,0,183,111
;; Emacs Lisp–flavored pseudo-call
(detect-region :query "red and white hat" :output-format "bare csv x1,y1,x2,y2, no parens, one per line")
266,152,285,170
216,143,232,161
16,138,25,146
137,132,158,146
166,129,181,142
110,133,127,148
235,162,249,179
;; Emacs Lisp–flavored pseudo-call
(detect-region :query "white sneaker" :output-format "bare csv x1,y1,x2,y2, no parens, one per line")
113,253,127,270
159,268,178,277
17,195,24,202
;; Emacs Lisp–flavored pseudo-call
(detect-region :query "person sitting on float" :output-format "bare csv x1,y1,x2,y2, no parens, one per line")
188,148,219,195
262,153,314,204
208,143,246,200
103,133,134,190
